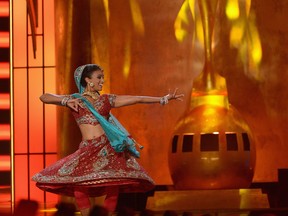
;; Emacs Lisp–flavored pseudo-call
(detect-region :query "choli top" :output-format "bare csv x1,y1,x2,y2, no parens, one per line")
71,94,116,126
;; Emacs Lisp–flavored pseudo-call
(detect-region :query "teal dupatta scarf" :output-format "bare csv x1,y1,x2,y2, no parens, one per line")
73,64,140,158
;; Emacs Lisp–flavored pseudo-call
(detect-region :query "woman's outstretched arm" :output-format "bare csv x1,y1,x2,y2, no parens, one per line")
113,88,184,108
39,93,82,112
40,93,66,105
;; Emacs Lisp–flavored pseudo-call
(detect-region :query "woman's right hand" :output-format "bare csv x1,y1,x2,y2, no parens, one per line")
66,98,83,112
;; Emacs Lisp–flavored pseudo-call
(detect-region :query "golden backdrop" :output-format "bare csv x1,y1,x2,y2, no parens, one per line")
55,0,288,185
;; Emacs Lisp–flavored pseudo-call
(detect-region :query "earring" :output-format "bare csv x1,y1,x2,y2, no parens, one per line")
89,82,94,87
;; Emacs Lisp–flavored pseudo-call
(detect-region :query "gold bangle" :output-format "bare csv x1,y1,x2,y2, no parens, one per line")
160,95,169,105
60,96,70,106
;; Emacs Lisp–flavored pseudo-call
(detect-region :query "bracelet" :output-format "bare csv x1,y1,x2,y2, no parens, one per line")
160,95,169,106
60,96,70,106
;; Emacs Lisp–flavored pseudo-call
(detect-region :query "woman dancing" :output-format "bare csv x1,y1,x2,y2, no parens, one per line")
32,64,184,216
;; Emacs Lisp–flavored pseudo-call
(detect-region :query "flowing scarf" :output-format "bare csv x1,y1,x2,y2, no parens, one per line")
73,64,140,158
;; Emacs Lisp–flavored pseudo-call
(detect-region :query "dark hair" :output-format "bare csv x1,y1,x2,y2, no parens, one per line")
54,202,76,216
80,64,103,88
89,205,109,216
14,199,39,216
163,210,178,216
140,209,155,216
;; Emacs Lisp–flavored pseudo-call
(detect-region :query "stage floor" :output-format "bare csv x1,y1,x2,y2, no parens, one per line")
1,186,288,216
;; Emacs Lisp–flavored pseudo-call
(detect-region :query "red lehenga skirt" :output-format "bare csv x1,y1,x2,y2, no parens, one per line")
32,134,155,197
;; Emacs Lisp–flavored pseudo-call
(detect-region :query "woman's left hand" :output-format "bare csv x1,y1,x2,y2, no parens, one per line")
166,88,184,101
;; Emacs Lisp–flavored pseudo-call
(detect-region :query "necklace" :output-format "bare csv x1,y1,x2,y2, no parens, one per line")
82,91,99,100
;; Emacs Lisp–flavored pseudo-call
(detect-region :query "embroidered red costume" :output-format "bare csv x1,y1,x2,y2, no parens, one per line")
32,94,155,197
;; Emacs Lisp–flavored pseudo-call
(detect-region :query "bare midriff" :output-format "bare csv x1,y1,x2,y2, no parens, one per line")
79,124,105,140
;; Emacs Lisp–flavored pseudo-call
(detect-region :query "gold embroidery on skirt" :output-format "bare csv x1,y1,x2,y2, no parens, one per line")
58,155,80,176
126,157,140,170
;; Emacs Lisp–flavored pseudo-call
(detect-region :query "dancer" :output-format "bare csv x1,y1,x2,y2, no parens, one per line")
32,64,184,216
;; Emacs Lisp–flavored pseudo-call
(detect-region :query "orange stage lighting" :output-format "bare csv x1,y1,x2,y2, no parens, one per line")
0,1,9,17
12,0,58,205
0,93,9,109
0,124,10,140
0,62,9,79
0,155,10,171
0,32,9,47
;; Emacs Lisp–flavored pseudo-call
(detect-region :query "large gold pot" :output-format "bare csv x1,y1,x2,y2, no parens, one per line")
168,94,256,189
168,0,256,189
